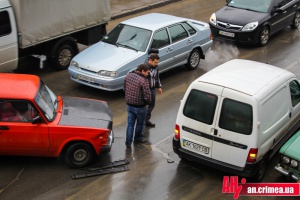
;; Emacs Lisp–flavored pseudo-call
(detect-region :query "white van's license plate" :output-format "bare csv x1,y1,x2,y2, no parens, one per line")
183,139,209,154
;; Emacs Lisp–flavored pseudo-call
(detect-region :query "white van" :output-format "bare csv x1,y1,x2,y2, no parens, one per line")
173,59,300,181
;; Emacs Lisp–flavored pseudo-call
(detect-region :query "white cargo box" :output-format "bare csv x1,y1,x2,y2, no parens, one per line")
10,0,110,47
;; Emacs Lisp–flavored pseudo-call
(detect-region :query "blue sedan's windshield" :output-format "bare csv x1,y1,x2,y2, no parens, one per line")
228,0,272,13
102,24,152,52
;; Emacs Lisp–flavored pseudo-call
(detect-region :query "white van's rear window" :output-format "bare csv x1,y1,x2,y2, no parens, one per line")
219,99,253,135
183,89,218,125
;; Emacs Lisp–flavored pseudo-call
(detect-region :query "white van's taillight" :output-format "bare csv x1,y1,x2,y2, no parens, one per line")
174,124,180,140
247,148,258,162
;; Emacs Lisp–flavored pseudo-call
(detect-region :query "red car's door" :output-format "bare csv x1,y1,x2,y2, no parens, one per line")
0,100,50,156
0,122,49,156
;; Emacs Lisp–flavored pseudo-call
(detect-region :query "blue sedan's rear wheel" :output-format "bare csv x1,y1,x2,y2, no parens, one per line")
185,49,201,70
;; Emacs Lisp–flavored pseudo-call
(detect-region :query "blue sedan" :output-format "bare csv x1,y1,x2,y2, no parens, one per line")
68,13,213,91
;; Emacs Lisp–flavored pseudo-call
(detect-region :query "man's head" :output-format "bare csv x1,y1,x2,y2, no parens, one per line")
148,53,160,67
136,64,150,77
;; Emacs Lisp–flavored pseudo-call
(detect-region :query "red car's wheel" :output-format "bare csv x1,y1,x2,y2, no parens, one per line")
64,142,95,168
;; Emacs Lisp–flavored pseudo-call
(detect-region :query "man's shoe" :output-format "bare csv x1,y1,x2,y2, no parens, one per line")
125,143,131,148
134,138,148,144
146,121,155,127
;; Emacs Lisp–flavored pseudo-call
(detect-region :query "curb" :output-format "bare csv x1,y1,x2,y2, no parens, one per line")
111,0,181,20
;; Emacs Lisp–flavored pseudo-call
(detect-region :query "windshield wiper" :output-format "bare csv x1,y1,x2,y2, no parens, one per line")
227,5,237,8
116,43,138,52
103,40,115,45
243,8,260,12
228,5,260,12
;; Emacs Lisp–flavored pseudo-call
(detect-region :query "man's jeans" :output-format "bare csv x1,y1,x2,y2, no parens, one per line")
146,88,156,122
126,105,147,146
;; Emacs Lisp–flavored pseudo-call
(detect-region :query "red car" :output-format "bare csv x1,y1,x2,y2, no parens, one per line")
0,73,113,168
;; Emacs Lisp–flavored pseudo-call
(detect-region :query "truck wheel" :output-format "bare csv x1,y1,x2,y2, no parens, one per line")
185,49,201,70
64,142,95,168
52,43,78,70
290,10,300,29
253,157,268,182
257,26,269,47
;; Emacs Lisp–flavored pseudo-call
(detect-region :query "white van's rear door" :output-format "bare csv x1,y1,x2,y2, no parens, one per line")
212,88,255,167
178,82,224,158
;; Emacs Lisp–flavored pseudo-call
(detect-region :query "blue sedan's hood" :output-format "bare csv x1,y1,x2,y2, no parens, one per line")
73,42,141,72
216,6,268,25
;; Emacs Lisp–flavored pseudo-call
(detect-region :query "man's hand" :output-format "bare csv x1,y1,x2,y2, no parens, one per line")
158,88,162,94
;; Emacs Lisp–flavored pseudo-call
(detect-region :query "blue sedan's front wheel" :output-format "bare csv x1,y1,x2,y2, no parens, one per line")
185,49,201,70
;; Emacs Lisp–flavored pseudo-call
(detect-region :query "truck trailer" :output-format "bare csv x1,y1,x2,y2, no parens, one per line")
0,0,110,71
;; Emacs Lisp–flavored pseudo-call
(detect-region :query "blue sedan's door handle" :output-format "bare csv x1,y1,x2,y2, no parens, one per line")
167,47,173,52
0,126,9,130
188,39,193,44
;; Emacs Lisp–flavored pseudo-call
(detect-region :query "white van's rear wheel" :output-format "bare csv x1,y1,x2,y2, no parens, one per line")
253,157,268,182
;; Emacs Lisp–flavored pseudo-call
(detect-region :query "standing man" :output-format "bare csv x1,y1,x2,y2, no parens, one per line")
145,53,162,127
124,64,151,148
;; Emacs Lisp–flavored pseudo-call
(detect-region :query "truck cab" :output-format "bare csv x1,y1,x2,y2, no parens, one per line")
0,0,18,71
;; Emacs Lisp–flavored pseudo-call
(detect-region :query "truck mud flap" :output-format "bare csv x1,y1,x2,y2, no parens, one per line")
72,165,129,179
83,159,129,172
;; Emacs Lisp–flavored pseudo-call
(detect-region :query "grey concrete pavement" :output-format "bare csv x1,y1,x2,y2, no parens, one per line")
110,0,180,19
